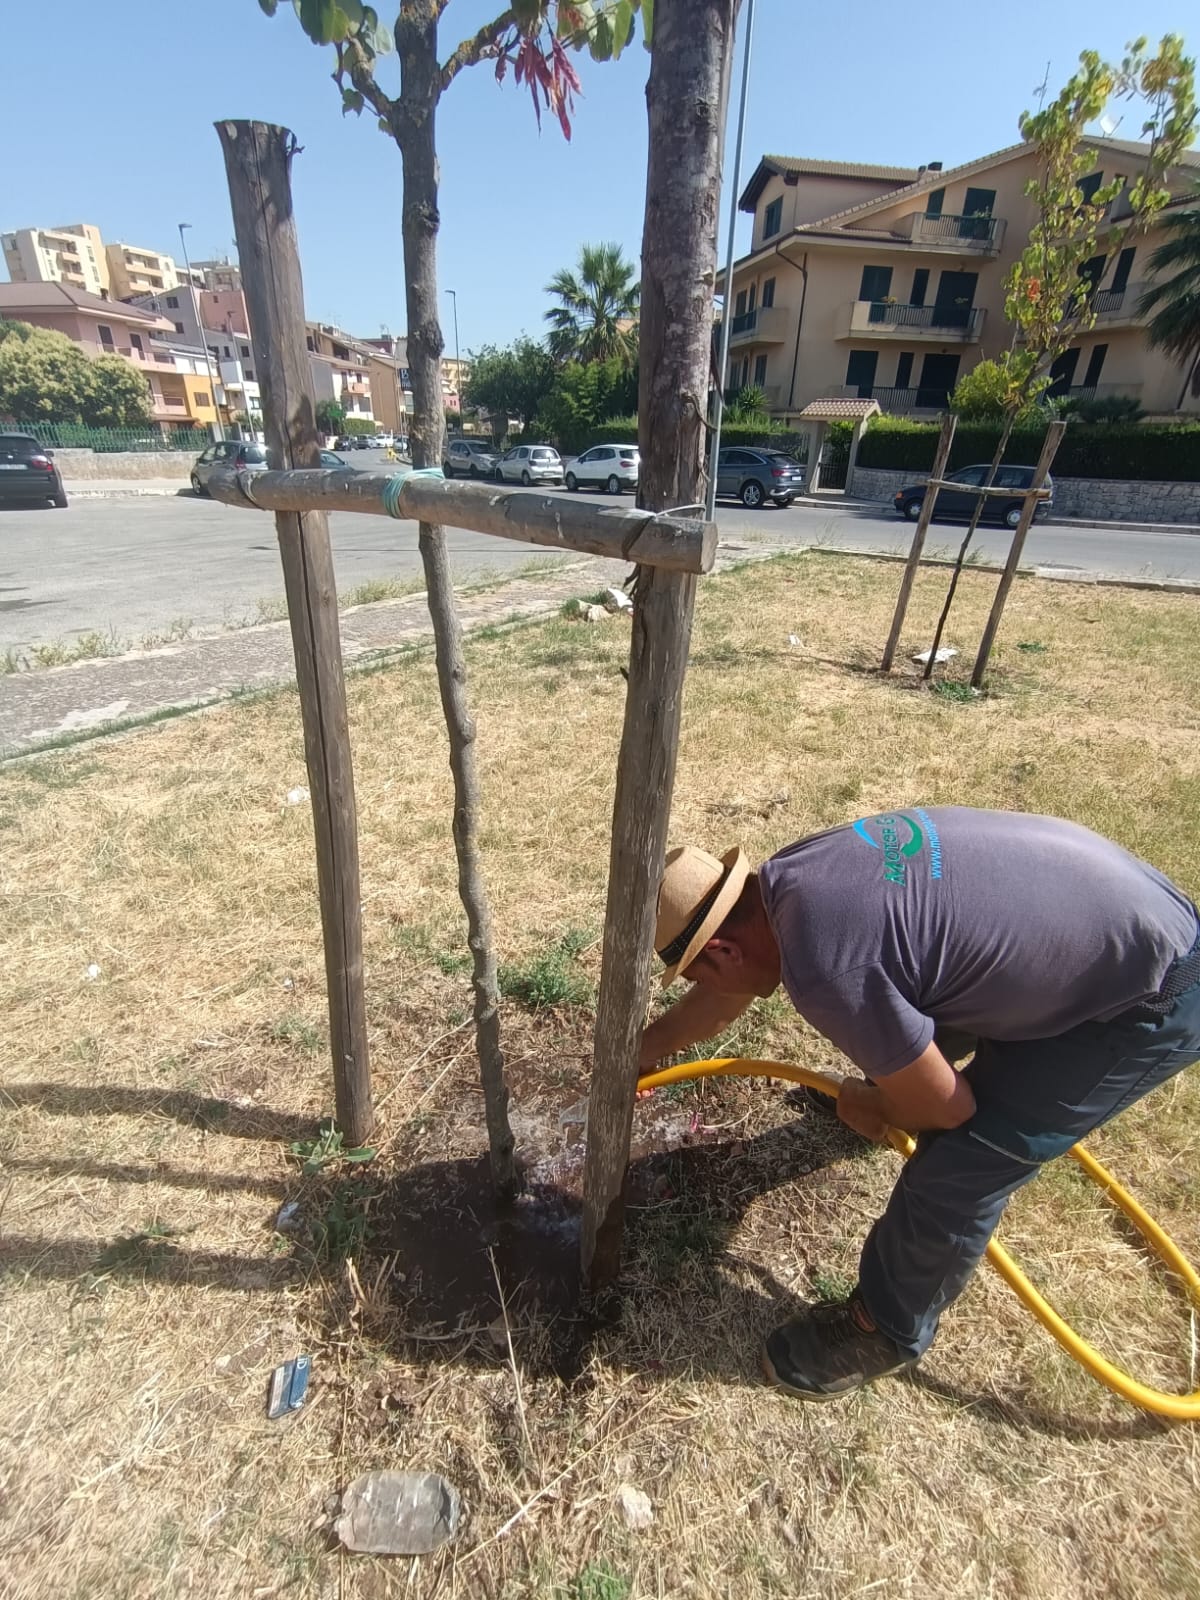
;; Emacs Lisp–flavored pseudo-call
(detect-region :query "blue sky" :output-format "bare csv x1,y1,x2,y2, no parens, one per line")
1,0,1193,354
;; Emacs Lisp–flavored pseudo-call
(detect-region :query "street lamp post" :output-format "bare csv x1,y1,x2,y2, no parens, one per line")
445,288,461,416
178,222,224,441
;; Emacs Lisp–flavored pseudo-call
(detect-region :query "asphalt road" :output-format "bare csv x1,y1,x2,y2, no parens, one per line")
1,452,1197,652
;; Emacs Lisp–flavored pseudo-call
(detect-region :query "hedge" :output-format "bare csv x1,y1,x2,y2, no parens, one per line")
856,416,1200,482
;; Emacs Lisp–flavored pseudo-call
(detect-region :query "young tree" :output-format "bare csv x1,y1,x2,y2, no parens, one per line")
920,36,1195,687
1138,191,1200,408
462,336,557,431
545,241,640,364
315,398,346,434
259,0,648,1200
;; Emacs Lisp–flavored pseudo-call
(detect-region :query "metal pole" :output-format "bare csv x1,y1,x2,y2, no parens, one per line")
446,288,461,417
178,223,224,441
704,0,755,521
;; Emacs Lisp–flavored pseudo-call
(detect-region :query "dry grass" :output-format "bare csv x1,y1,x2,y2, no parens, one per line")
2,551,1199,1600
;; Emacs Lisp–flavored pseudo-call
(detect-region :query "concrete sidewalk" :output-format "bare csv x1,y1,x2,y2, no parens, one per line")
66,478,190,499
0,557,632,759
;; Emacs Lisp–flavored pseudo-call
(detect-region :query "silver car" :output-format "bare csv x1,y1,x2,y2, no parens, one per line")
442,437,499,478
191,439,268,496
495,444,564,486
565,444,640,494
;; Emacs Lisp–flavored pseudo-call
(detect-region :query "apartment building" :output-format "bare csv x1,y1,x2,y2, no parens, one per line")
132,285,261,429
2,224,109,297
104,241,191,300
722,141,1200,423
0,282,220,430
305,322,378,424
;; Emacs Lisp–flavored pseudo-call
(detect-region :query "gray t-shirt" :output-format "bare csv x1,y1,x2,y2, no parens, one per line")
758,807,1198,1077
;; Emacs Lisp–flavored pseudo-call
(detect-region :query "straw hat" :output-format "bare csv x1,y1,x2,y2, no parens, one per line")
655,844,751,986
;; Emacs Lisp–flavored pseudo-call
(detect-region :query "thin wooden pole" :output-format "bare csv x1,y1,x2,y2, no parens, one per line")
880,412,956,672
970,419,1066,688
216,120,373,1147
581,0,737,1294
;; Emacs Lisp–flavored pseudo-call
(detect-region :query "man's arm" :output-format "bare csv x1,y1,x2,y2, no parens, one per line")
639,983,757,1071
836,1038,976,1141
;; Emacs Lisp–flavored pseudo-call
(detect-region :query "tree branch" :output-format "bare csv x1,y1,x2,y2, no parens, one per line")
440,8,517,94
343,41,401,127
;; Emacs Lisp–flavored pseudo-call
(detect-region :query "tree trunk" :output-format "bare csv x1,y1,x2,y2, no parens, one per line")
390,6,516,1199
581,0,738,1292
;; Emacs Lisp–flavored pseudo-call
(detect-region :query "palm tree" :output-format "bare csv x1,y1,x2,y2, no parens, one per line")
544,242,639,365
1138,193,1200,409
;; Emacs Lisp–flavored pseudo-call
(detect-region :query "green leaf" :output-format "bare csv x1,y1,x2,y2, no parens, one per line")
641,0,653,47
257,0,279,14
589,13,613,59
343,1146,376,1163
341,86,364,115
611,0,634,56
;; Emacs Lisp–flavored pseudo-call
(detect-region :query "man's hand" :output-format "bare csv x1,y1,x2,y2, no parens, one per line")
836,1077,890,1143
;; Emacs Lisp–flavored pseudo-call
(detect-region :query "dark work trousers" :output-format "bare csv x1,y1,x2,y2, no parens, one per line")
858,947,1200,1360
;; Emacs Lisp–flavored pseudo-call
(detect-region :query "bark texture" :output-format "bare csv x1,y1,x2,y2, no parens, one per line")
581,0,736,1291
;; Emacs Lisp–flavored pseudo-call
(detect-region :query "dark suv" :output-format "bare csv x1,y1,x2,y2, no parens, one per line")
0,433,68,508
715,446,805,508
894,463,1053,530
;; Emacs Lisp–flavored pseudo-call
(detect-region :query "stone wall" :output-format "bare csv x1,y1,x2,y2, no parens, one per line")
55,449,195,481
848,465,1200,525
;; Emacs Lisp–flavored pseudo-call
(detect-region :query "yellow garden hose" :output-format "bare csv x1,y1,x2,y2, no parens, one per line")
636,1057,1200,1420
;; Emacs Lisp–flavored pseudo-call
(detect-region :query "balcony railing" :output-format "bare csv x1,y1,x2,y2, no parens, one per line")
905,212,1006,252
1090,282,1148,325
725,304,789,345
1051,381,1144,404
835,384,949,413
839,301,985,341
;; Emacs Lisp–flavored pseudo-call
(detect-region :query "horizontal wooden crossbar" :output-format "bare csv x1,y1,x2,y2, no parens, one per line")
206,468,718,575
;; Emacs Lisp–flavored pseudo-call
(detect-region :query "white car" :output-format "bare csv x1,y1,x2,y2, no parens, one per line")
565,444,640,494
371,432,396,449
495,444,564,486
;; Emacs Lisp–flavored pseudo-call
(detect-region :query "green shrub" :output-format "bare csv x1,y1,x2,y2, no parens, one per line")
856,416,1200,481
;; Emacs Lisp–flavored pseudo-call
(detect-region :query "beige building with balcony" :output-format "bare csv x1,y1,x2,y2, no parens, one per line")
3,224,109,297
104,241,190,300
721,142,1200,423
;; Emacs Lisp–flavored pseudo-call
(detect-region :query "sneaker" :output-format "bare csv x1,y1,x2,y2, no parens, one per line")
762,1293,916,1401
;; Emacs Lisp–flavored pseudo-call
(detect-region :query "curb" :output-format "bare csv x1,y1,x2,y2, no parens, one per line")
66,484,189,500
1044,515,1200,535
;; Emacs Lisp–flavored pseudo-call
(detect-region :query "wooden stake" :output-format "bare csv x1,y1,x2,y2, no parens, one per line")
581,0,736,1293
216,120,373,1147
880,412,956,672
970,419,1066,688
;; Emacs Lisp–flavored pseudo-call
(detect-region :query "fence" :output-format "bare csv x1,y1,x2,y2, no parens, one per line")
12,422,206,453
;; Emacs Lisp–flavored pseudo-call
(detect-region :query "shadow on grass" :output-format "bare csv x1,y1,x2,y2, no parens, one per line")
0,1085,1168,1442
1,1082,319,1142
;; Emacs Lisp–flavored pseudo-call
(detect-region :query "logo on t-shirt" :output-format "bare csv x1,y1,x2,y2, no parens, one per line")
852,809,943,885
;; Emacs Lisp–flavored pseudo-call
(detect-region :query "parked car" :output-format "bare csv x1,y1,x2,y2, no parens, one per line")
894,463,1054,530
495,444,564,486
715,446,804,508
0,432,68,508
320,450,353,469
191,439,268,495
565,444,640,494
443,437,499,478
371,432,396,449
